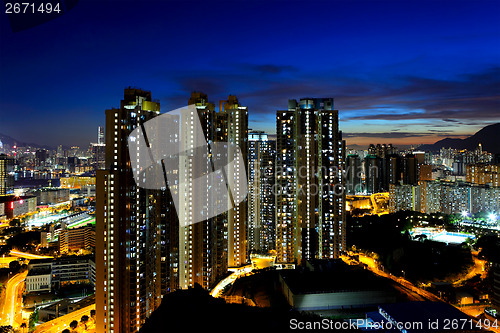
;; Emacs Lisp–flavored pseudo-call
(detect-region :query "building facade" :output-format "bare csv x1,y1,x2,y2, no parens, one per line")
96,89,248,333
59,226,95,253
248,132,276,253
275,98,346,264
96,88,173,333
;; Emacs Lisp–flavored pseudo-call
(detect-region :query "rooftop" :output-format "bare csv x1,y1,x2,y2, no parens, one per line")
27,267,51,276
29,258,53,265
0,195,36,203
281,260,394,294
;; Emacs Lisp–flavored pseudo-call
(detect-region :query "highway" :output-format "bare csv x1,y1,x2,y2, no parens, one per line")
453,251,487,286
210,265,253,298
0,271,28,327
9,250,53,259
354,252,443,302
33,304,95,333
352,252,499,333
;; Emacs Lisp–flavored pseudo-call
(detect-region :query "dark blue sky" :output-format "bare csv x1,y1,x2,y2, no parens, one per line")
1,0,499,148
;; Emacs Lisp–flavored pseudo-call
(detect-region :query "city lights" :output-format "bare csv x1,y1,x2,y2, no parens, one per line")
1,1,499,332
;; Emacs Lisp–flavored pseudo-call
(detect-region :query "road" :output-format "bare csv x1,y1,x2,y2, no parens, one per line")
0,256,22,268
352,252,499,333
210,265,253,297
33,304,95,333
453,251,486,286
9,250,53,259
0,271,27,327
354,252,442,302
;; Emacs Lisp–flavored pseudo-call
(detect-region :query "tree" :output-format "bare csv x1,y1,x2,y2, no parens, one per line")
81,315,89,329
90,309,96,321
69,320,78,330
28,310,38,332
8,260,20,273
62,330,71,333
0,326,13,333
20,322,27,333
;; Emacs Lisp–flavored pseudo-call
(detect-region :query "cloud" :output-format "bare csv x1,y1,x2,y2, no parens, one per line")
158,64,500,144
244,64,298,75
342,132,467,139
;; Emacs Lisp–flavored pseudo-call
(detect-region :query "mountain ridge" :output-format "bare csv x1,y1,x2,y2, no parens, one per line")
418,123,500,154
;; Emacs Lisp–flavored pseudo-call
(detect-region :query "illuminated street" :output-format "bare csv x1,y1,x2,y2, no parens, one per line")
352,252,500,333
210,265,253,298
1,2,500,331
353,252,443,302
9,250,53,259
0,271,27,327
453,251,487,286
33,304,95,333
0,256,22,268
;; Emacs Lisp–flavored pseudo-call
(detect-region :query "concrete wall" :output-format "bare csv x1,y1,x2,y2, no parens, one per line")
280,274,396,310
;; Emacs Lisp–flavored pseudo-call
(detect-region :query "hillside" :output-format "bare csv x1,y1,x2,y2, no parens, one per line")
419,123,500,154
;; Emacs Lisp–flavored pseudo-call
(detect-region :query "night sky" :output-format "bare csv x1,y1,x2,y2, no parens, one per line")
1,0,499,148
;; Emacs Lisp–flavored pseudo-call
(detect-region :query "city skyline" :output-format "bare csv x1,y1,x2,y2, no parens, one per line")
1,0,499,148
0,1,499,332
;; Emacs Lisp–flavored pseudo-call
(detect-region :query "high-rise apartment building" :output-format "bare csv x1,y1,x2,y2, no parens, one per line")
222,96,248,267
402,154,418,185
275,98,345,264
177,93,248,288
248,132,276,253
466,164,500,187
96,88,175,333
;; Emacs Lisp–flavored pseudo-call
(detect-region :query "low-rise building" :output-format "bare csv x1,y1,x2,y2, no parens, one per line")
52,255,96,289
59,226,95,253
0,195,37,219
26,258,52,293
32,188,70,205
280,260,397,310
25,256,95,293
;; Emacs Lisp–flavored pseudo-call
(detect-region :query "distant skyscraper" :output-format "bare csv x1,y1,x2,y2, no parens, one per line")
364,154,382,194
402,154,418,185
92,126,106,171
96,88,175,333
248,132,276,253
35,149,47,167
386,154,401,187
276,98,346,264
0,154,14,195
346,154,361,194
98,126,105,145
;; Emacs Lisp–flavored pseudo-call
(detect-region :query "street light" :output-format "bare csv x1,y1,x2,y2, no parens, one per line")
488,213,496,221
461,211,468,218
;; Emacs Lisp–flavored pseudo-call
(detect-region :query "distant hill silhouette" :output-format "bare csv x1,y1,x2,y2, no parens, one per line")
0,133,52,149
419,123,500,154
